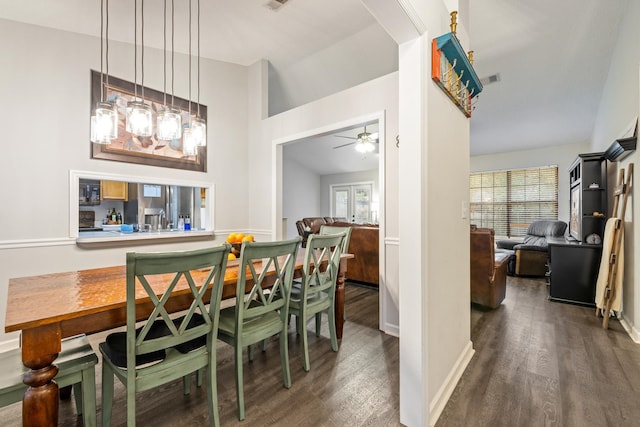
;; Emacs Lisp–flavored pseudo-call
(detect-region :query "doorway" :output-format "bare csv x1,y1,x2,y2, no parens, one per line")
272,112,388,333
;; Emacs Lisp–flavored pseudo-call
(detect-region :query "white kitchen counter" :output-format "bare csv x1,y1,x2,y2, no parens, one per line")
76,229,215,245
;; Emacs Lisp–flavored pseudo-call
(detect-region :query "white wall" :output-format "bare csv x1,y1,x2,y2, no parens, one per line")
590,0,640,342
247,66,400,334
0,19,249,347
282,156,321,239
319,169,379,217
268,23,398,115
471,142,591,226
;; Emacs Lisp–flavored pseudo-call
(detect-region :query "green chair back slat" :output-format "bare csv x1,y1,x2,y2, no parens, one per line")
218,237,301,421
319,225,352,254
100,244,231,427
290,232,346,372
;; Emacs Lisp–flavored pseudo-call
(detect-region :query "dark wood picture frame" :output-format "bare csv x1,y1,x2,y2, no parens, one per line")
90,70,207,172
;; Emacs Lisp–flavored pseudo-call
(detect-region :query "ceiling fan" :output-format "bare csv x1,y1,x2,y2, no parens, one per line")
333,126,379,153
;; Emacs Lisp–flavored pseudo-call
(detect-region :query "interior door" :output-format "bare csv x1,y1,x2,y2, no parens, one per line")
331,183,372,223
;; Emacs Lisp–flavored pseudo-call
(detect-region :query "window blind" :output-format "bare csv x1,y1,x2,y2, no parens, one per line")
469,166,558,238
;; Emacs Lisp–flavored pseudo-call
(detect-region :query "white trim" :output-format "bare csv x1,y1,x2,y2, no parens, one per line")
69,170,215,238
619,314,640,343
0,338,20,353
272,111,390,336
384,323,399,337
428,341,475,426
0,237,76,250
385,237,400,245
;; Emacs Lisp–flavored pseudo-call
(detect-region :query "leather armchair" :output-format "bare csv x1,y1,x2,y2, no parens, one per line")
496,220,567,277
470,226,510,308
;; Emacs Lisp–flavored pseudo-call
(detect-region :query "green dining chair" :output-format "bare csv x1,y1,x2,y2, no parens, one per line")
289,232,346,372
217,237,301,421
0,334,98,427
319,224,352,255
99,244,230,427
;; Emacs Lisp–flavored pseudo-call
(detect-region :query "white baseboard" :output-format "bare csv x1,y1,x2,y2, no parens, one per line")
383,322,399,337
0,337,20,353
429,340,475,426
619,314,640,343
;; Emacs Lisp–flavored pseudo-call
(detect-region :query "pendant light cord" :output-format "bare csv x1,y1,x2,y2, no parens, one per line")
171,0,175,107
197,0,200,118
163,0,167,106
133,0,138,100
105,0,110,98
141,0,145,101
100,0,104,102
188,0,192,116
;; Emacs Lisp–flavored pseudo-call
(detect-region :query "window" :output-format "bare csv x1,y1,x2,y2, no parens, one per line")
469,166,558,238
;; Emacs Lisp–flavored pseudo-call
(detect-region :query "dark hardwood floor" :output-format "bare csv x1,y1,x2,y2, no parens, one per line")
0,283,400,426
6,276,638,426
437,275,640,427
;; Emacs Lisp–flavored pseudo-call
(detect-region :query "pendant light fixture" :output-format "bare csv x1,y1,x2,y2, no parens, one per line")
91,0,118,144
191,0,207,147
126,0,153,137
182,0,197,156
156,0,182,141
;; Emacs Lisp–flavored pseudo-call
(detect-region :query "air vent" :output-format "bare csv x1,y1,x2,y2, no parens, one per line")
265,0,289,11
480,73,501,86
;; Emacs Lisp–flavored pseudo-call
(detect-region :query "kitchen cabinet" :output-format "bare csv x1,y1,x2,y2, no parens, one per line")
101,180,128,201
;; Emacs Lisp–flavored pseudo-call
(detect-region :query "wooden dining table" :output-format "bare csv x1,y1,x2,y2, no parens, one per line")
4,252,352,427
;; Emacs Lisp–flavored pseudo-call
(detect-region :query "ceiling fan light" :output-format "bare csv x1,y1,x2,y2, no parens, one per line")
355,140,376,153
157,107,182,140
126,100,153,137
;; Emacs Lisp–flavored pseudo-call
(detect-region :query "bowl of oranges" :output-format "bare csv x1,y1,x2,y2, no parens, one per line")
226,233,255,259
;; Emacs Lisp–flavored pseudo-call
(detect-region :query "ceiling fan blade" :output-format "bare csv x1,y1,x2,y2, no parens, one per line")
334,135,357,140
369,132,379,140
332,141,356,149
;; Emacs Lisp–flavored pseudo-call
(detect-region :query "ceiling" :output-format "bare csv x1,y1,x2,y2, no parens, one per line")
0,0,630,171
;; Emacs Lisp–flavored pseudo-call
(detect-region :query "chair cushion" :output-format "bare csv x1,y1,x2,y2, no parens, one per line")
102,321,170,368
521,234,549,247
172,313,208,354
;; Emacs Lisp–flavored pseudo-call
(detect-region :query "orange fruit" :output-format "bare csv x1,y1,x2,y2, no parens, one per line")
226,233,236,243
235,233,245,243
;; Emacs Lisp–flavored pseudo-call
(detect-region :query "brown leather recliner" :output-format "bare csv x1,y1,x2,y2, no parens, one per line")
470,226,510,308
496,220,567,277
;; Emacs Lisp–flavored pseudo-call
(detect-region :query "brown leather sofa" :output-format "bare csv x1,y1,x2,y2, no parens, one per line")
470,226,510,308
296,218,379,286
295,217,347,247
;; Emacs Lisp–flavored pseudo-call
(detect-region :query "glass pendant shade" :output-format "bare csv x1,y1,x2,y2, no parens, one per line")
190,117,206,147
91,102,118,143
182,123,198,156
126,100,153,137
157,107,182,140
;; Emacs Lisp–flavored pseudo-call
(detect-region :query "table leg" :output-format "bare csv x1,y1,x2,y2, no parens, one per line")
21,325,61,427
335,259,348,339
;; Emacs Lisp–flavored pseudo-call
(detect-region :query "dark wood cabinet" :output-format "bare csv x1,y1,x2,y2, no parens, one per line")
548,238,602,306
568,153,607,242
